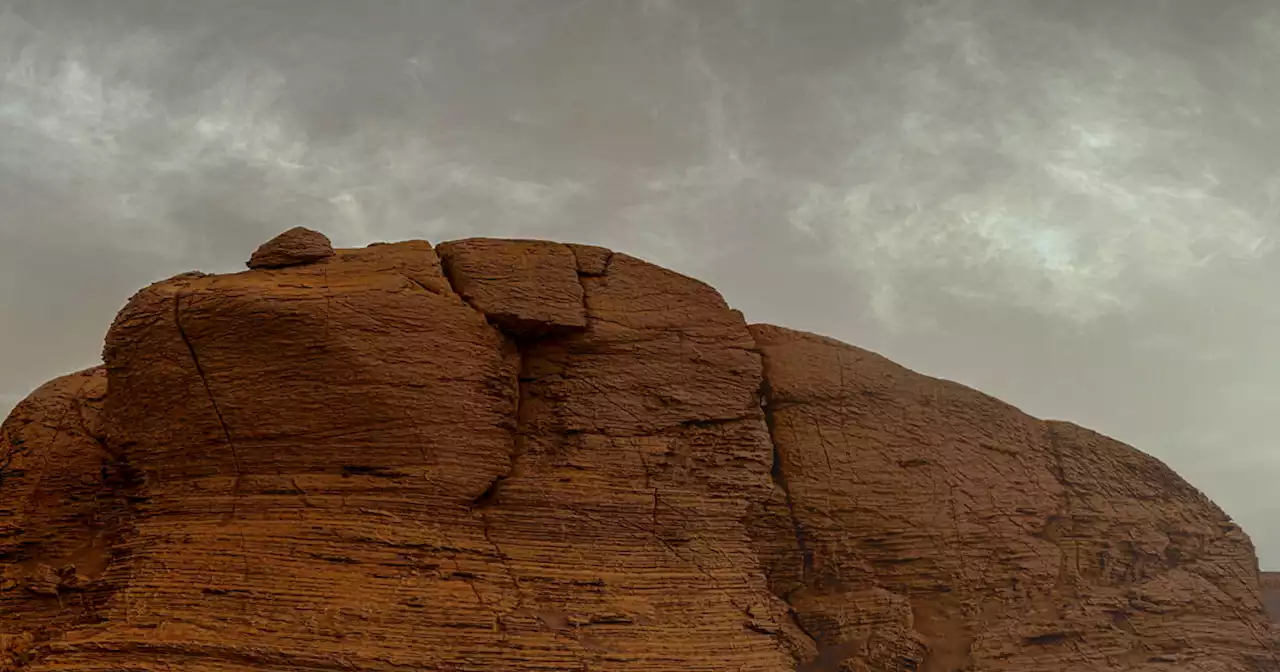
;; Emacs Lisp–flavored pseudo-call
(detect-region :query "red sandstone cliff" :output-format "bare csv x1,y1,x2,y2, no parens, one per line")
1,229,1275,671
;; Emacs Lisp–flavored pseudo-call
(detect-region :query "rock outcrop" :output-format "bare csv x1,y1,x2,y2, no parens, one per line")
1262,573,1280,623
246,227,336,269
2,230,1275,671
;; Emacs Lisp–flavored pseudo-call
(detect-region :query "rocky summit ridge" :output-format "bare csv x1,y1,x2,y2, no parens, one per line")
1,229,1275,671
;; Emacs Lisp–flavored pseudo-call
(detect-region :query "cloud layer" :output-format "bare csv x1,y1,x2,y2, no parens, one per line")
1,0,1278,564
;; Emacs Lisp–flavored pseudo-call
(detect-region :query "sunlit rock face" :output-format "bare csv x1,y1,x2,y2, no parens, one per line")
2,230,1275,671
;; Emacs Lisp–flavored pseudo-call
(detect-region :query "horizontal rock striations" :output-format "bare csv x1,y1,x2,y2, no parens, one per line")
2,229,1274,671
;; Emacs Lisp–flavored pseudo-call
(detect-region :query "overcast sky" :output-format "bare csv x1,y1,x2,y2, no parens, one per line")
2,0,1277,566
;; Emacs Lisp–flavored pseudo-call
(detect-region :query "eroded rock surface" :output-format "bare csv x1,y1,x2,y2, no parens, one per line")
245,226,335,269
0,367,131,670
1262,573,1280,623
1,233,1274,671
436,238,587,336
751,325,1276,671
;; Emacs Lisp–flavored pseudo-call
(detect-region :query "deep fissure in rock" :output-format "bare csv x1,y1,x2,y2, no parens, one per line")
759,378,814,587
755,372,826,670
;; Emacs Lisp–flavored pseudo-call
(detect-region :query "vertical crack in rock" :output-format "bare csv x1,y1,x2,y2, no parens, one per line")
576,273,591,319
431,252,482,313
468,347,524,639
172,291,243,520
568,246,604,324
434,243,525,634
759,379,814,589
567,244,761,619
434,246,518,511
756,375,824,669
468,349,519,514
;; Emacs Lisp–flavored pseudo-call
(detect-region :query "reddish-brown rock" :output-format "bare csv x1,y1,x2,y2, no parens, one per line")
1,233,1274,671
245,226,335,269
751,325,1276,671
0,367,132,670
437,238,587,336
1262,573,1280,622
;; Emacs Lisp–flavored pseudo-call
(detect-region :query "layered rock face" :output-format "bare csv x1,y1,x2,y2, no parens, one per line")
1261,574,1280,623
1,230,1275,671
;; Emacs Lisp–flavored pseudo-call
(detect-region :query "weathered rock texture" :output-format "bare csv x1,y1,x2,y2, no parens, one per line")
1262,573,1280,623
246,226,335,269
2,230,1275,671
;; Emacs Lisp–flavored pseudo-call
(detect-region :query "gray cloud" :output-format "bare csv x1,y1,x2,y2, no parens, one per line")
2,0,1278,565
786,1,1275,327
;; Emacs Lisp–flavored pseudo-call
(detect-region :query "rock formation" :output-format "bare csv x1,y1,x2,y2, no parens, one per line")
246,227,336,269
1,230,1275,671
1262,573,1280,623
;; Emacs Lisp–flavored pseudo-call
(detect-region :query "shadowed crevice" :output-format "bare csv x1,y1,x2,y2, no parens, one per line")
763,389,814,588
570,243,612,324
756,371,826,671
433,247,487,317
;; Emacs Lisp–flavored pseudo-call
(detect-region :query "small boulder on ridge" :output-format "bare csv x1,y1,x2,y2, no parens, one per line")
246,227,335,269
